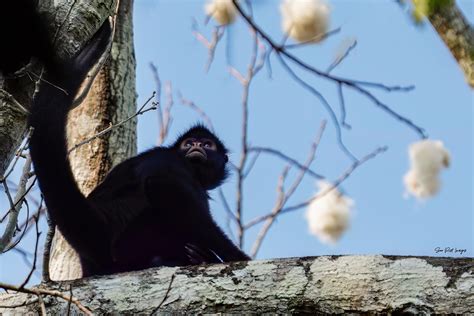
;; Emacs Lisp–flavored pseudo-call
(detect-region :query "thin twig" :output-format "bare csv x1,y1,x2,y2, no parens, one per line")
327,38,357,73
277,54,358,161
2,176,37,253
149,63,165,143
250,165,290,258
218,189,238,243
218,189,238,224
249,121,326,257
337,83,351,129
150,274,175,315
234,24,263,248
66,285,73,316
11,248,33,267
178,91,215,132
242,151,260,178
1,128,34,187
68,92,157,153
160,81,174,144
232,1,426,140
248,147,323,180
19,213,41,289
0,154,33,252
246,146,387,228
192,20,225,72
37,294,47,316
0,282,93,315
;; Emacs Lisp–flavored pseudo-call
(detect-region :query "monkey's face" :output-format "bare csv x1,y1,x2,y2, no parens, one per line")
180,137,217,161
178,136,229,190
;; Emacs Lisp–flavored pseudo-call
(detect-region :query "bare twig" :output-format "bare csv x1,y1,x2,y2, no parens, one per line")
66,285,73,316
246,146,387,228
248,147,324,180
178,92,215,132
11,248,34,267
149,63,165,143
37,294,47,316
232,1,427,141
327,38,357,73
19,213,41,289
218,189,238,224
1,128,34,186
283,146,387,213
233,24,264,248
250,121,326,257
150,65,175,145
12,206,46,240
250,165,290,258
161,81,174,144
150,274,176,315
68,92,157,153
0,283,93,315
0,154,33,252
277,54,358,161
337,83,351,129
2,175,38,253
242,151,260,178
218,189,238,243
192,20,225,72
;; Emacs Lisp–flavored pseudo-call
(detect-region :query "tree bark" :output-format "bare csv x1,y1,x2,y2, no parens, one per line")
0,0,119,177
49,0,137,281
427,1,474,87
0,91,28,177
0,255,472,314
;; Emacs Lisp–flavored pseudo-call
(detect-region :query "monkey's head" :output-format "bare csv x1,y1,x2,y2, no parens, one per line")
173,124,229,190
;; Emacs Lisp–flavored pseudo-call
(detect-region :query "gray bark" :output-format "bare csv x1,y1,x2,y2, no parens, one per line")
0,255,472,314
0,0,116,177
49,0,137,281
0,0,118,256
0,91,28,177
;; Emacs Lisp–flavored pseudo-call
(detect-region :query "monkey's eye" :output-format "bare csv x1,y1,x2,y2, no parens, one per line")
181,138,195,150
202,139,216,150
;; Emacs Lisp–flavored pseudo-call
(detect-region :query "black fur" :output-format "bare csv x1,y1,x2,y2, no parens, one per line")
16,3,248,277
0,0,55,74
85,124,248,275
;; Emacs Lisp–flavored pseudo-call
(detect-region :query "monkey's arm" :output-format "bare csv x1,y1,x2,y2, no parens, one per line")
29,21,114,267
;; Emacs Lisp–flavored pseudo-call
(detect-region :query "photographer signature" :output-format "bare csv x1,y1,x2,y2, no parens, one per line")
434,247,467,255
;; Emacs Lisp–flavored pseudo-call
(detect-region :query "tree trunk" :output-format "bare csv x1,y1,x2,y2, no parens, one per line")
49,0,137,280
0,256,472,314
427,1,474,87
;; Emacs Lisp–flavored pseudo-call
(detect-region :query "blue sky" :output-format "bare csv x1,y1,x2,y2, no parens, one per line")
1,0,472,285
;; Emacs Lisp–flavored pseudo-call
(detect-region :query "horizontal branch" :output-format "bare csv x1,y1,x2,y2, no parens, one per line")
0,256,471,314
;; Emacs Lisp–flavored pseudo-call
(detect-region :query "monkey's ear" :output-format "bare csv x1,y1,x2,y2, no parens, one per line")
225,154,229,163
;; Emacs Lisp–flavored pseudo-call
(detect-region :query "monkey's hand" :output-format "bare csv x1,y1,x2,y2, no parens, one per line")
184,243,223,265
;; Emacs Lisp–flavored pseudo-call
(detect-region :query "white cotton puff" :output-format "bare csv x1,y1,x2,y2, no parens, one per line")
280,0,330,43
404,139,450,199
205,0,237,25
305,181,353,244
404,169,440,199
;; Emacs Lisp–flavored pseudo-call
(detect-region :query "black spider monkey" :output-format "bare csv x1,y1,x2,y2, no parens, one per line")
1,0,249,277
